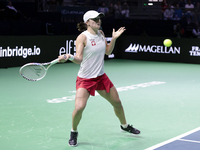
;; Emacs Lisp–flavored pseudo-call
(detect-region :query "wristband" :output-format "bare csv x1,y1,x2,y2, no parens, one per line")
69,54,74,61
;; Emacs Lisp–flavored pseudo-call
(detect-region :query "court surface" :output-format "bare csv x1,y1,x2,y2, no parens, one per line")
0,59,200,150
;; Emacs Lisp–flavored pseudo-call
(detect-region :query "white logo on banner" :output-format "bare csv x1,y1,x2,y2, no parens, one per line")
189,46,200,56
0,46,41,58
61,10,85,15
125,43,180,54
59,40,76,56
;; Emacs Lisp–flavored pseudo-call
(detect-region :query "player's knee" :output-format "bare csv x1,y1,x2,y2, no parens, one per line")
112,99,123,109
75,104,86,113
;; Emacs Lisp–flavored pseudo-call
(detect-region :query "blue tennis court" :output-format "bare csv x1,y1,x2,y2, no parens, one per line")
146,127,200,150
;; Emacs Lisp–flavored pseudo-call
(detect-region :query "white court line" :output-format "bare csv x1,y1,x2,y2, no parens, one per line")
47,81,166,103
178,139,200,144
145,126,200,150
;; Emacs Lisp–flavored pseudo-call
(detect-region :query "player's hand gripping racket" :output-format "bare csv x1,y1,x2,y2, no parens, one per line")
19,58,59,81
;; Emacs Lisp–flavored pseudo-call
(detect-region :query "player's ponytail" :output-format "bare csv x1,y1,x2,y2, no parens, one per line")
77,22,87,32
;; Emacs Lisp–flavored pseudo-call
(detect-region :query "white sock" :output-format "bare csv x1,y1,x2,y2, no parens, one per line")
121,124,128,128
71,129,78,132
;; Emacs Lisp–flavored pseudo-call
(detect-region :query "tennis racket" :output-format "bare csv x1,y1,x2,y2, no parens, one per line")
19,58,59,81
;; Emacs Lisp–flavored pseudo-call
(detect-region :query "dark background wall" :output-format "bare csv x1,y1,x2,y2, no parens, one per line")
1,0,200,68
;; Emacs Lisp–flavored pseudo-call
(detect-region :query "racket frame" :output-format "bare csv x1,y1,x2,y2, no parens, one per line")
19,58,59,81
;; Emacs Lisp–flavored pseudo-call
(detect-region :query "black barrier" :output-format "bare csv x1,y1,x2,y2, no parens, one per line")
0,36,76,68
1,35,200,68
115,36,200,64
0,36,113,68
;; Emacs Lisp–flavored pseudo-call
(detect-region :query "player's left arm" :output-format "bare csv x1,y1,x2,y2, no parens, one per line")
100,27,126,55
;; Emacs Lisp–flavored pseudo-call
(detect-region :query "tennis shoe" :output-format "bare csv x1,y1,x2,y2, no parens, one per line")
120,124,140,135
68,131,78,146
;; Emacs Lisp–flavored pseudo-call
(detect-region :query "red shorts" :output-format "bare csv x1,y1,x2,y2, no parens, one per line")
76,73,114,96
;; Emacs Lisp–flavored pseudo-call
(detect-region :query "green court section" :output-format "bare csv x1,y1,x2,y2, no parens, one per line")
0,59,200,150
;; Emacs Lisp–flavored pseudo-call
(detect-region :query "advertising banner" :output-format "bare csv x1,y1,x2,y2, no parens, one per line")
0,36,113,68
1,35,200,68
57,6,89,18
0,36,76,68
115,36,200,64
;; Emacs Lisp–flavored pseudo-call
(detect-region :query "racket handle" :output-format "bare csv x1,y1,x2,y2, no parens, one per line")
51,58,59,65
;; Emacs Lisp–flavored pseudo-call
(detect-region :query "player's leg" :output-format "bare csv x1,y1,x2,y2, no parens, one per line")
69,88,90,146
97,86,140,135
97,86,126,124
72,88,90,130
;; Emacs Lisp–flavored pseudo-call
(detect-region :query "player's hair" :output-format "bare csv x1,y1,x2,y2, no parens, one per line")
77,22,87,32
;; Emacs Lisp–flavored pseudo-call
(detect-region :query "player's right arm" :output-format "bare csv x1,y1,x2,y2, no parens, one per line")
71,34,86,64
59,34,86,64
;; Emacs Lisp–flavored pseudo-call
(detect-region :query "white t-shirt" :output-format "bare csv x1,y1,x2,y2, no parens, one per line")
185,4,194,14
77,30,106,78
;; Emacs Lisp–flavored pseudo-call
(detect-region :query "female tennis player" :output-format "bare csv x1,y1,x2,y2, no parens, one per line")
58,10,140,147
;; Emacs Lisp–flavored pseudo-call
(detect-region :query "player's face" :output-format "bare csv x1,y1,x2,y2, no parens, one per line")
88,16,101,30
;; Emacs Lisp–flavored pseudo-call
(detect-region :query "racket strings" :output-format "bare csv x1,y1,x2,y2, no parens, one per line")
20,64,46,80
19,58,59,81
